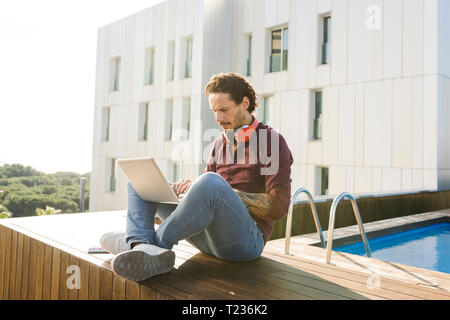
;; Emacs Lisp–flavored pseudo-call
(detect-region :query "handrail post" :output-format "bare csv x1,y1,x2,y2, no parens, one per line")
325,192,371,264
285,188,325,255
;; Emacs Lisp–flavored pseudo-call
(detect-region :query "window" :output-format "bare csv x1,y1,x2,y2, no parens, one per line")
167,41,175,81
270,27,288,72
316,167,329,196
313,91,323,140
108,158,116,192
138,103,149,141
263,96,274,128
101,107,111,142
247,34,252,76
183,97,191,140
144,47,155,85
184,38,193,79
321,16,331,64
173,162,182,182
110,57,121,91
165,100,174,140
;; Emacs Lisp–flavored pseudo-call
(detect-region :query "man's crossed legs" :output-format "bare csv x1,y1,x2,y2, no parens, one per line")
101,172,264,281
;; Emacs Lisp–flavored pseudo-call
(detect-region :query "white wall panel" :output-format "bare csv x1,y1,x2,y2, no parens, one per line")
354,167,372,193
291,0,310,90
372,167,382,193
424,0,438,74
331,0,348,85
363,80,392,167
317,0,332,15
403,0,424,76
265,0,277,27
354,83,364,166
347,0,373,82
401,168,413,191
322,86,339,166
383,0,402,79
382,168,402,192
412,76,424,168
423,169,438,190
338,84,355,166
277,0,290,25
392,78,413,168
423,75,438,169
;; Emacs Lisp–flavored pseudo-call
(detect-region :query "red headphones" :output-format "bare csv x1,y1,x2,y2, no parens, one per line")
223,117,259,143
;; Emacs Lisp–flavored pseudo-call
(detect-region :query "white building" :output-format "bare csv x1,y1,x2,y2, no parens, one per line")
90,0,450,212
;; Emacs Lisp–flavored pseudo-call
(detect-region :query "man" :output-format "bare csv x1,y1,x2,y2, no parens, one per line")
100,72,293,282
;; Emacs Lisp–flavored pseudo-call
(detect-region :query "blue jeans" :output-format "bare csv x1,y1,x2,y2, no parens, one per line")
125,172,265,262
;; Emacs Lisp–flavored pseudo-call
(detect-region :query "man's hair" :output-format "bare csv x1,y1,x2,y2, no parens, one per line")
205,72,259,113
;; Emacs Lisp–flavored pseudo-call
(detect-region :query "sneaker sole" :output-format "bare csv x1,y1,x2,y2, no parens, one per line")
111,250,175,282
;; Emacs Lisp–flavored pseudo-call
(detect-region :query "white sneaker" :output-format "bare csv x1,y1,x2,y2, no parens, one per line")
100,231,128,254
111,244,176,282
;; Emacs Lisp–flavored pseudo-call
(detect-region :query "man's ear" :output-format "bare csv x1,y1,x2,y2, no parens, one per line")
241,96,250,111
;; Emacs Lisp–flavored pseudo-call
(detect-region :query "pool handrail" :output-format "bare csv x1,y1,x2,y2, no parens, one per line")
285,188,326,255
325,192,372,264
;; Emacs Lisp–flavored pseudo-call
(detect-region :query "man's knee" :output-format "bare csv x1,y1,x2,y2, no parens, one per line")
194,172,227,189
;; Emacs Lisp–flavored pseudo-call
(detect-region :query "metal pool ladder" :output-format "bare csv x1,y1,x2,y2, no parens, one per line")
325,192,371,264
285,188,326,255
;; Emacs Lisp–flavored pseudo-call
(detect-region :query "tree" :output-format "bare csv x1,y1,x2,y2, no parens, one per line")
36,205,62,216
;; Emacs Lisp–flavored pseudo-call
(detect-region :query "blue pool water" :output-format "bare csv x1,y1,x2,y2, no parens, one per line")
334,222,450,274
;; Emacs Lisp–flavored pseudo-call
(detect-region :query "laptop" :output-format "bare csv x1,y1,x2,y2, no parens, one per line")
117,157,181,204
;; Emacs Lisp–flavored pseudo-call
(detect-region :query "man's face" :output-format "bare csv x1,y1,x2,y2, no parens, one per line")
208,92,250,130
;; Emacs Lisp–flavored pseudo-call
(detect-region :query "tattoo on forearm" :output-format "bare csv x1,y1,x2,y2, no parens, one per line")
233,190,272,218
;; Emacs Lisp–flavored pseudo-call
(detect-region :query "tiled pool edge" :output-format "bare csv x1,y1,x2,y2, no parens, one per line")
294,209,450,249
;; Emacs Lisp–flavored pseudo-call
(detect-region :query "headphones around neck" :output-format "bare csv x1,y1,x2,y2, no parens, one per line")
222,117,259,143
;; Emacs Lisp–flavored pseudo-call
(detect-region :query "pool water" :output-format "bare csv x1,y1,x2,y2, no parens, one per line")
334,222,450,274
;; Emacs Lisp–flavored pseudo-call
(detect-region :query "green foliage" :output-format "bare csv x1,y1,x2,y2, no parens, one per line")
0,164,90,217
0,204,11,219
0,164,43,178
36,205,62,216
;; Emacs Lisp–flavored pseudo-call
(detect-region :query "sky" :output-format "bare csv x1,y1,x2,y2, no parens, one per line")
0,0,164,174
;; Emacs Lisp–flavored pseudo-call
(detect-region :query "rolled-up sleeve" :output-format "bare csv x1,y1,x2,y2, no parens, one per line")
261,134,294,221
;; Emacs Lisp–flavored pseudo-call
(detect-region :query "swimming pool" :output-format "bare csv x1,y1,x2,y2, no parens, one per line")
334,222,450,274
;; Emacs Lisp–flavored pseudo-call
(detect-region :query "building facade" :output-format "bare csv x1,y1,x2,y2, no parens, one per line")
90,0,450,212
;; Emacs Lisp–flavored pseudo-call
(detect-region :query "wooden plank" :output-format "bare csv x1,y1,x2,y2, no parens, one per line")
99,269,113,300
174,244,374,300
171,251,313,300
8,230,17,300
78,259,90,300
125,280,140,300
177,242,431,300
139,285,157,300
143,278,204,300
261,247,450,300
34,241,46,300
112,273,126,300
27,238,37,300
155,291,174,300
0,225,7,300
88,264,100,300
14,232,24,300
68,255,79,300
50,248,61,300
41,242,53,300
20,235,30,300
59,251,70,300
265,241,450,293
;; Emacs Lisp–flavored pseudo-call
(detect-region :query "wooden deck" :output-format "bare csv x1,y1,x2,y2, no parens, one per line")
1,211,450,300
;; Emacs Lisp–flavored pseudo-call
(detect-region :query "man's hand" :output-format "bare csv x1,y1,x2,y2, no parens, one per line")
233,189,272,218
172,179,193,196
